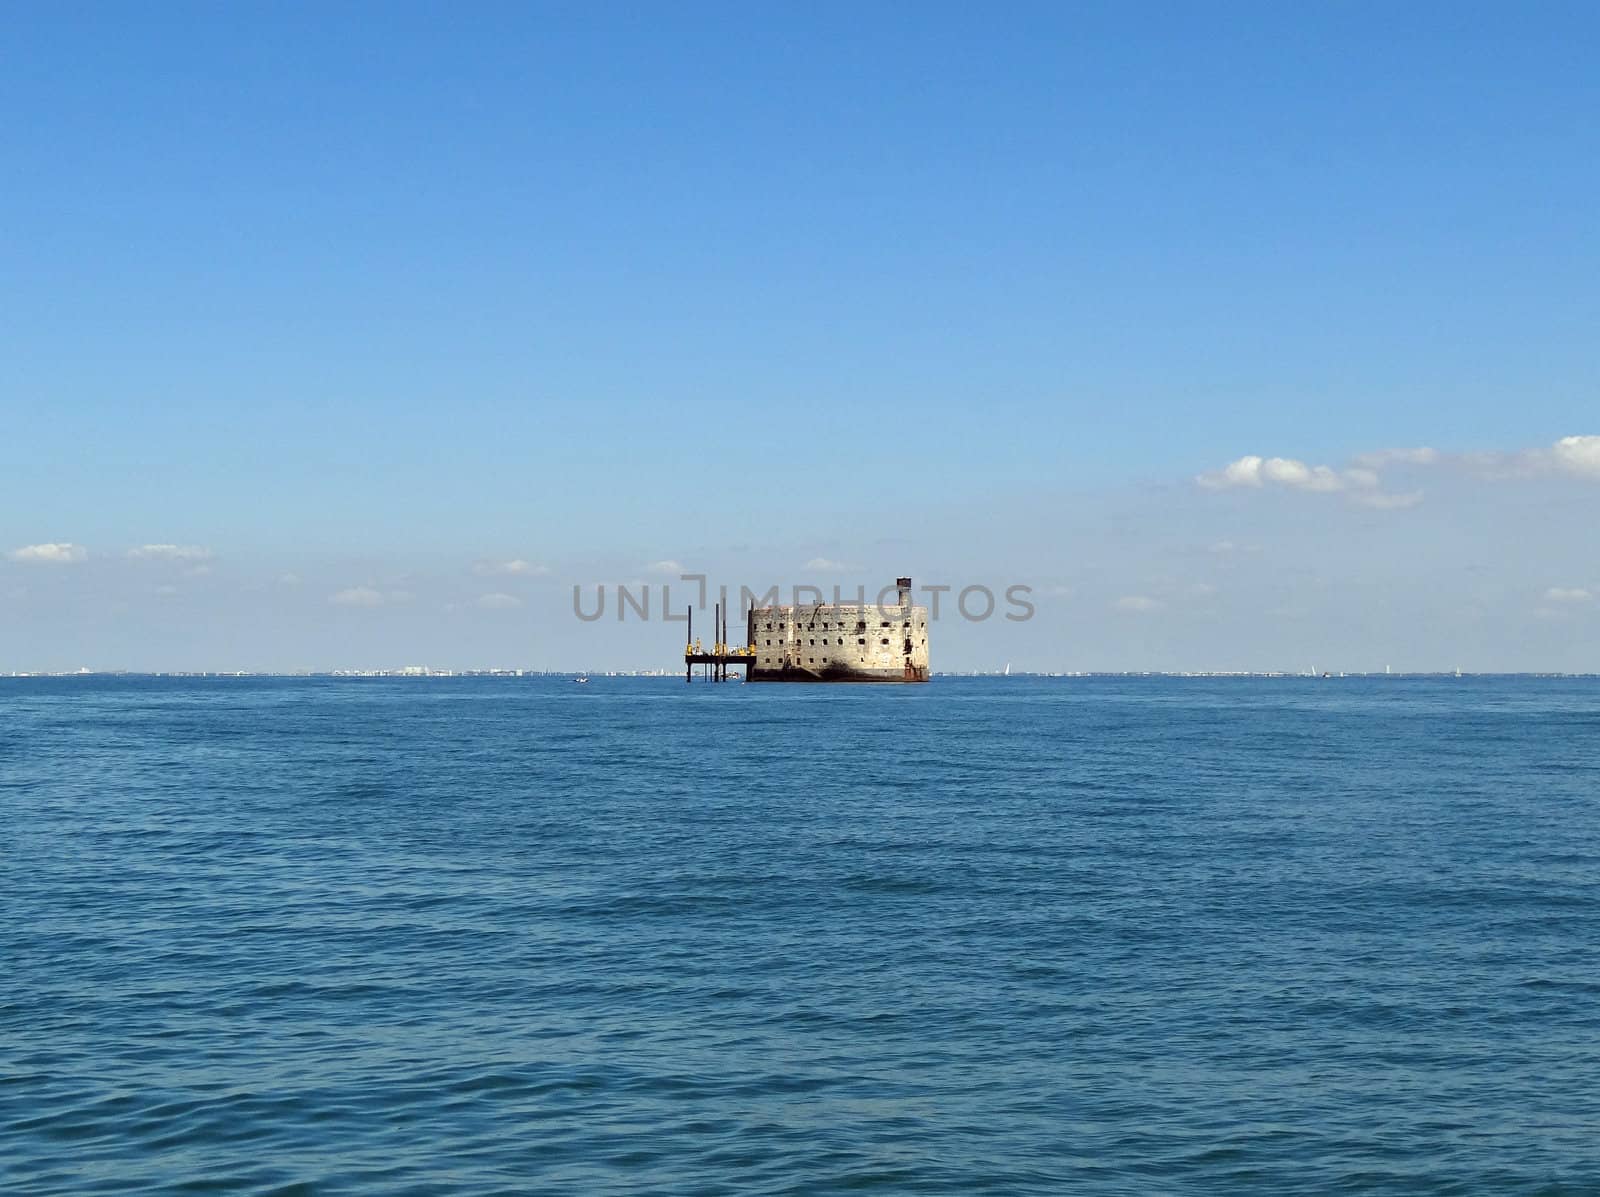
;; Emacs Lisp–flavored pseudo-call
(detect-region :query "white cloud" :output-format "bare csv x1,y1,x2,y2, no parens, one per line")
1544,587,1593,604
477,592,523,609
153,584,179,597
1198,455,1265,489
474,559,551,577
804,557,855,572
277,573,301,587
1188,582,1218,598
1198,450,1422,509
1450,435,1600,482
1265,457,1348,492
1549,435,1600,478
1114,595,1162,612
646,560,684,574
1198,455,1374,494
329,586,387,607
127,544,212,562
8,543,87,564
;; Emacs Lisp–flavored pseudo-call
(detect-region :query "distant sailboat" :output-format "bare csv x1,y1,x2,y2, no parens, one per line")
1004,662,1011,676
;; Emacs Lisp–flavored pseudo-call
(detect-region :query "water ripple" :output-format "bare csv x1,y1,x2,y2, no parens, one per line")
4,675,1600,1193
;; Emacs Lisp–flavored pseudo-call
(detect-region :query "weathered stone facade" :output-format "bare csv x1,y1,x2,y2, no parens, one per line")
747,578,929,683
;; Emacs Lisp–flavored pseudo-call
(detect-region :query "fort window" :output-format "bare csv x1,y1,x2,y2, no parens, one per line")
857,638,866,645
880,638,889,646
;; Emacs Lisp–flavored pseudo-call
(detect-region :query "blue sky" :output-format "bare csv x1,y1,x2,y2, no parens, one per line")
3,3,1598,671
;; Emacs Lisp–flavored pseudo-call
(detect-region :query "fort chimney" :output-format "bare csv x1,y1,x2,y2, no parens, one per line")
896,576,912,607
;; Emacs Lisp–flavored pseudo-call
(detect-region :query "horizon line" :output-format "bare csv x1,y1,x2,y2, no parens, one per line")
5,669,1598,681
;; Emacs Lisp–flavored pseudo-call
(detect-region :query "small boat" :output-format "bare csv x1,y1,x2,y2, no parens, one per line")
574,675,589,684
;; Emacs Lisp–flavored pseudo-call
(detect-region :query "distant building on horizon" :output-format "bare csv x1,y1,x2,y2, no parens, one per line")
747,577,929,683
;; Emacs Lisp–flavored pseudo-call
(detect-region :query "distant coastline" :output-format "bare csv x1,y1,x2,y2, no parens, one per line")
5,670,1597,681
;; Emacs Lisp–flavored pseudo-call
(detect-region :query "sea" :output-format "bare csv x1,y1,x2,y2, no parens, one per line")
3,675,1598,1195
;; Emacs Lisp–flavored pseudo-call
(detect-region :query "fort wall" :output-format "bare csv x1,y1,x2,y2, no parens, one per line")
747,579,929,682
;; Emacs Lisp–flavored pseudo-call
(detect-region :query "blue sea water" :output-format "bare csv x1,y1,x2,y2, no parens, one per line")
3,675,1599,1195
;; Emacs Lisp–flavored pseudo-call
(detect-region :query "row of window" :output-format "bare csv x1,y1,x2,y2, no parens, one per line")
761,619,926,631
763,635,926,655
765,637,868,647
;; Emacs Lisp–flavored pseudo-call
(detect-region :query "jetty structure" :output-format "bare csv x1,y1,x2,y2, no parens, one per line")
683,601,754,682
684,577,930,683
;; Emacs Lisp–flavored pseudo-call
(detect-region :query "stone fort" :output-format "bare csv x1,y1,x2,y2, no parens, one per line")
747,577,930,683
